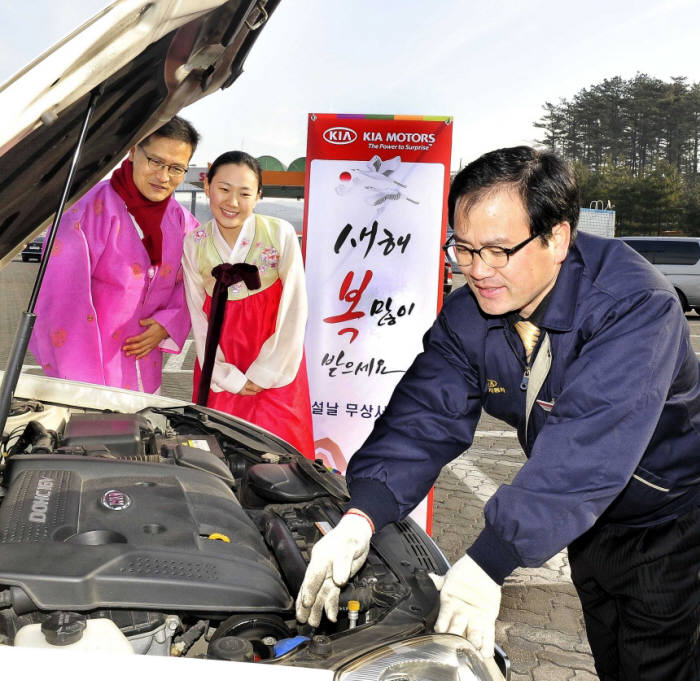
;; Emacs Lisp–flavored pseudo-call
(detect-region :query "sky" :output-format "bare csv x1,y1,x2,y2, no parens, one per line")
2,0,700,170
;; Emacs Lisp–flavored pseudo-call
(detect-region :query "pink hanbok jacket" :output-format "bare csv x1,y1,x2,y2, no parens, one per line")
29,180,197,393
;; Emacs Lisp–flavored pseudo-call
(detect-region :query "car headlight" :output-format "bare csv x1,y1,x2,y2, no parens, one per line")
334,634,505,681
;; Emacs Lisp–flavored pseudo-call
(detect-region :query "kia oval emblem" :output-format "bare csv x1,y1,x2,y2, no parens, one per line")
101,489,131,511
323,127,357,145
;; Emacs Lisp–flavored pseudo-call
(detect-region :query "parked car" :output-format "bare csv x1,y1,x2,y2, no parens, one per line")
618,236,700,313
444,228,462,273
443,255,454,296
20,234,45,262
0,2,507,679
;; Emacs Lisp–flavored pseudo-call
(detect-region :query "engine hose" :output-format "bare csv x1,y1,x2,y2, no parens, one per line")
171,619,208,657
261,512,308,596
9,420,55,455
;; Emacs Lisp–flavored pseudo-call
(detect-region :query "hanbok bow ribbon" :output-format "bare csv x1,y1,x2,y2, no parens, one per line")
211,262,261,289
196,263,262,406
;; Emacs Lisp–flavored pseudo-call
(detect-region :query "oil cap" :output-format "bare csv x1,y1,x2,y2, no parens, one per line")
41,612,87,646
309,634,332,657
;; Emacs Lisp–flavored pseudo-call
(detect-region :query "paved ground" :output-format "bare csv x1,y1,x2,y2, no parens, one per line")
4,261,700,680
432,414,598,681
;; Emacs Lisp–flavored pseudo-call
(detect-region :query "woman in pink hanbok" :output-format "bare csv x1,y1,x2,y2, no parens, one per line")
30,117,200,394
182,151,314,458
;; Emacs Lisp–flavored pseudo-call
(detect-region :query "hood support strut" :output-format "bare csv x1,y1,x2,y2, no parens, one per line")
0,86,103,443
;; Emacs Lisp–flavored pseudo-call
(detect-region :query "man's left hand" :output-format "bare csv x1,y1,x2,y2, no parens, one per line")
430,554,501,657
123,318,168,358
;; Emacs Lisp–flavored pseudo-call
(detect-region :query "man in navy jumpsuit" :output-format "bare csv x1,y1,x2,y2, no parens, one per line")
297,146,700,680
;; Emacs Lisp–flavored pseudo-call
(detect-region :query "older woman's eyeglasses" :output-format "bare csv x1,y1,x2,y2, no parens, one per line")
138,145,187,179
442,232,538,269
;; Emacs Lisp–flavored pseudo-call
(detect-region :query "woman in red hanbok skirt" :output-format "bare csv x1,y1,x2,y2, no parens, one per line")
182,151,314,458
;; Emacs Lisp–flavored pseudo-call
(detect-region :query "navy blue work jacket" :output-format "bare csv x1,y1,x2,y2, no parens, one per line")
347,232,700,584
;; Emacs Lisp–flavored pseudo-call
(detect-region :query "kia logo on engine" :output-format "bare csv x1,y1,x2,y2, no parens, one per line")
101,489,131,511
323,127,357,145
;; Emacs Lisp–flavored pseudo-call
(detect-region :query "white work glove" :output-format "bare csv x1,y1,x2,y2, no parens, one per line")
430,554,501,658
296,511,373,627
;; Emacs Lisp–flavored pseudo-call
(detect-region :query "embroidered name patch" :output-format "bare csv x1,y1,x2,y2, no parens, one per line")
487,379,506,394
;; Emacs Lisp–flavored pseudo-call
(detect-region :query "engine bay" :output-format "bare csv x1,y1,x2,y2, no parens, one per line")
0,398,447,665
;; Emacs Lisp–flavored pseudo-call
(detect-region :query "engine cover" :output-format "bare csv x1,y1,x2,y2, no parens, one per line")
0,455,292,612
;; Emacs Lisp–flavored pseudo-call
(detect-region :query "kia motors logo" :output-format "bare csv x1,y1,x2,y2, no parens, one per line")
323,127,357,145
101,489,131,511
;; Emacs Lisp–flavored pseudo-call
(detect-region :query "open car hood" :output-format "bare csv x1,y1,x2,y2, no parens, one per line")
0,0,280,267
0,371,507,680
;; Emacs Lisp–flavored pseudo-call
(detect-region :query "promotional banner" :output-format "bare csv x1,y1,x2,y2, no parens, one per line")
303,113,453,533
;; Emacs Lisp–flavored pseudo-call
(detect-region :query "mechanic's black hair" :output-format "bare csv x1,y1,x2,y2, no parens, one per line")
142,116,200,157
207,151,264,196
448,146,579,244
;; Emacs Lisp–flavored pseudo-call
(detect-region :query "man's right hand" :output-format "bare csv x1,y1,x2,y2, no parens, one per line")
123,318,168,358
295,511,373,627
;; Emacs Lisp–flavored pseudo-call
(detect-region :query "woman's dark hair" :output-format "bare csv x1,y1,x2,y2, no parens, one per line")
207,151,263,196
448,146,579,244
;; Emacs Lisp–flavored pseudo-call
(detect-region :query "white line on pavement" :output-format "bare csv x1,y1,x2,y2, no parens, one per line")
446,457,499,501
163,339,193,371
447,453,569,575
474,430,518,438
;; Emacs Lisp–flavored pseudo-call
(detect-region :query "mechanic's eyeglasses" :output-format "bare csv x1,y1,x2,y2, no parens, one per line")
138,145,187,179
442,232,538,269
